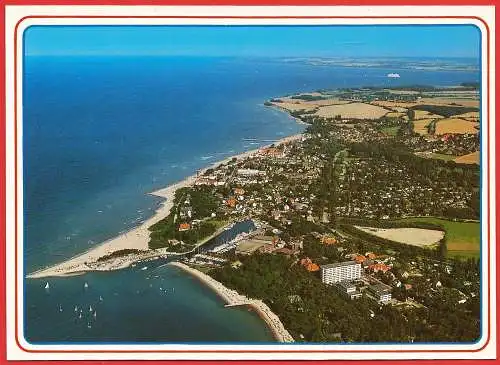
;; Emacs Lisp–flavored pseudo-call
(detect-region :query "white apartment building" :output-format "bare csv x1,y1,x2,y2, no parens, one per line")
367,283,392,304
321,261,362,285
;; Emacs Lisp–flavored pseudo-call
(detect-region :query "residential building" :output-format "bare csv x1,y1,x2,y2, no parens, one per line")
367,283,392,303
178,223,191,232
237,168,266,177
321,261,362,285
337,280,362,300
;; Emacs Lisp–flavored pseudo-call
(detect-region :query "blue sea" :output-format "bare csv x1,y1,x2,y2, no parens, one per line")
23,55,479,343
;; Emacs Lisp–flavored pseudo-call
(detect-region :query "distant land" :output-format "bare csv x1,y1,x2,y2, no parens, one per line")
279,57,480,72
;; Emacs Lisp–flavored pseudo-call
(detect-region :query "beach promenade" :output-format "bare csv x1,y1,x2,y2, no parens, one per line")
169,261,294,343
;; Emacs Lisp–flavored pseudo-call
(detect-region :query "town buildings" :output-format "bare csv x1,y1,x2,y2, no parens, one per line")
321,261,362,285
367,283,393,303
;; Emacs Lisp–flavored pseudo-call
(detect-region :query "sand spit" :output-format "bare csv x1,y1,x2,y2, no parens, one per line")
170,261,294,343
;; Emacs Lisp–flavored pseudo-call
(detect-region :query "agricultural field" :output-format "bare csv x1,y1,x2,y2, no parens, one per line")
302,98,352,106
412,118,435,135
270,100,317,113
372,100,418,109
394,217,480,259
385,111,406,119
434,118,479,135
418,97,480,108
454,111,480,120
355,226,444,247
314,102,388,119
454,151,480,165
413,109,445,120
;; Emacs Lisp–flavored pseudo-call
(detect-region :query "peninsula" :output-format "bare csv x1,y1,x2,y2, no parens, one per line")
28,84,481,343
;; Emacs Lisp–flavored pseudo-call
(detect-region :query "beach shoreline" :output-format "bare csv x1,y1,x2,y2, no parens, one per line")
169,261,294,343
26,133,304,279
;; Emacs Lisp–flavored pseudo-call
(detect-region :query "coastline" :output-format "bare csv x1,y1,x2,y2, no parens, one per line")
169,261,294,343
27,133,304,279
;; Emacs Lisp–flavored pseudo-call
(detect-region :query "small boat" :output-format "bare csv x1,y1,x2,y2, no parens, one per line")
74,306,78,312
93,311,97,318
78,313,82,319
141,266,148,271
99,296,103,302
59,305,63,312
87,323,92,329
44,282,50,290
89,305,93,312
387,73,401,78
84,282,89,289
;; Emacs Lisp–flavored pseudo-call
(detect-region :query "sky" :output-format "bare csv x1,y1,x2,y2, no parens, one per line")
24,25,480,59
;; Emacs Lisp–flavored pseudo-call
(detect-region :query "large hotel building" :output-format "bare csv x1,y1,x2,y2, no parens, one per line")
321,261,362,284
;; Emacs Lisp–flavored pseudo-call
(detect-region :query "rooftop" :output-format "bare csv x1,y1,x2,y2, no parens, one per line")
368,283,392,295
338,280,356,289
321,261,359,270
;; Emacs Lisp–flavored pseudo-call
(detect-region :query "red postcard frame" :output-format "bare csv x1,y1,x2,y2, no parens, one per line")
1,2,498,364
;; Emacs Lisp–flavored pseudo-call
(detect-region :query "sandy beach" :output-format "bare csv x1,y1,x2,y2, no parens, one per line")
169,261,294,343
27,133,304,279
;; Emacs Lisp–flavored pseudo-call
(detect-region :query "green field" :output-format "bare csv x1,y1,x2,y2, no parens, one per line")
395,217,480,259
425,153,458,161
381,126,400,136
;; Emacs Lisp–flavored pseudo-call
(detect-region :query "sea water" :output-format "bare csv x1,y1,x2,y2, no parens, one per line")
23,55,479,343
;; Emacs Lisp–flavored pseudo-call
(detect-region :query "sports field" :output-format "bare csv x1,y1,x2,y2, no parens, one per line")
395,217,480,259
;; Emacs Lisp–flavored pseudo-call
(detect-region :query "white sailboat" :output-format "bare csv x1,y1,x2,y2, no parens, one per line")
59,305,63,312
44,282,50,289
84,282,89,289
89,305,93,312
74,306,78,312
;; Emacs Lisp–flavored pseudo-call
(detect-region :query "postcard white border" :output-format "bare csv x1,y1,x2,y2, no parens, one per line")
5,5,497,361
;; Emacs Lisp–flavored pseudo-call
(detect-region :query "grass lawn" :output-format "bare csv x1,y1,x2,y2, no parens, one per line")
426,153,458,161
381,126,400,136
395,217,480,259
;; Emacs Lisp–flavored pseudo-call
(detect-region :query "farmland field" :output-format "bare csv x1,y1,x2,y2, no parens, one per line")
412,119,434,135
435,118,479,135
454,151,480,164
413,109,444,120
314,102,388,119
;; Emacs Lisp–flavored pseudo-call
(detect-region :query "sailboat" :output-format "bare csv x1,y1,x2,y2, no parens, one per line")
84,282,89,289
89,305,93,312
74,306,78,312
93,311,97,319
78,313,82,319
44,282,50,290
59,305,63,312
99,296,103,302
